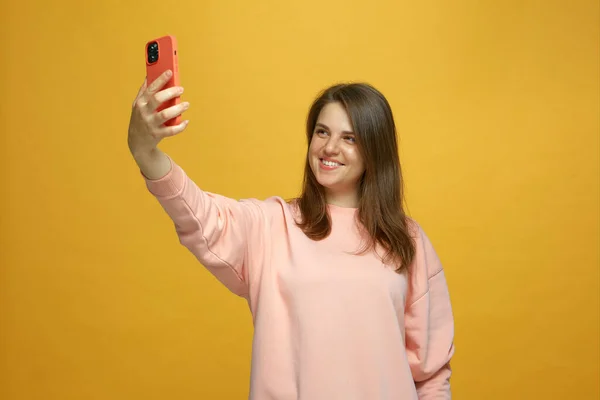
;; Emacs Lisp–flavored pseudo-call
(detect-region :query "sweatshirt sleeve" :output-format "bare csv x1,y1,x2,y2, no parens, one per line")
142,157,271,299
404,223,456,399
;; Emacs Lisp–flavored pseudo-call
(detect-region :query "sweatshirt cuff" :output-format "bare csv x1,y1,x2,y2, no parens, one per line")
143,156,186,198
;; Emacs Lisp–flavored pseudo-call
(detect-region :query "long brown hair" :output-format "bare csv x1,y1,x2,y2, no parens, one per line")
294,82,416,273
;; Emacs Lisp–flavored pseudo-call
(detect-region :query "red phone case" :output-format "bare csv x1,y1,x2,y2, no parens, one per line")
145,35,181,126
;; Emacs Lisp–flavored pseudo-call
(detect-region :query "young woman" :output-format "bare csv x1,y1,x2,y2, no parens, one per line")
127,70,455,399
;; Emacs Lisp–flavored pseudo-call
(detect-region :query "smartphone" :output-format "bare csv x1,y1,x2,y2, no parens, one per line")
145,35,181,126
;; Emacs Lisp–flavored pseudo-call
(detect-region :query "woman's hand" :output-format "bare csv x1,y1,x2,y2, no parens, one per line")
128,70,190,179
128,69,189,157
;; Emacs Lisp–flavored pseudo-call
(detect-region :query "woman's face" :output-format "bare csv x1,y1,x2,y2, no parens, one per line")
308,102,365,207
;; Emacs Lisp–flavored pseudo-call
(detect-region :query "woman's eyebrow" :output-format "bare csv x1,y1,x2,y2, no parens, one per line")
315,122,355,135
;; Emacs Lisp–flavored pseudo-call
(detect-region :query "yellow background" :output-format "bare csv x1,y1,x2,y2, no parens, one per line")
1,0,598,399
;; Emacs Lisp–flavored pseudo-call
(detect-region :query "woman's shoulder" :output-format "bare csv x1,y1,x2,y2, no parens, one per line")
239,195,302,222
404,215,422,239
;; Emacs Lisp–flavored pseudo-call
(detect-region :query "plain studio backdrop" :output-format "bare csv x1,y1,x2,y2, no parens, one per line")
1,0,598,399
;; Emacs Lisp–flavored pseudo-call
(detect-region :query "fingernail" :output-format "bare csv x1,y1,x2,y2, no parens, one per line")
166,70,172,77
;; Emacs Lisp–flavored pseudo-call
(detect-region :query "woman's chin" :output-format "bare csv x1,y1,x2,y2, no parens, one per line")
315,176,338,190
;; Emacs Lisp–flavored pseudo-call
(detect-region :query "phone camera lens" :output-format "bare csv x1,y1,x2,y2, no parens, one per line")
147,42,159,63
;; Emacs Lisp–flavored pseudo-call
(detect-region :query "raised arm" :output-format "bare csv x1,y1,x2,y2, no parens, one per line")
127,71,270,299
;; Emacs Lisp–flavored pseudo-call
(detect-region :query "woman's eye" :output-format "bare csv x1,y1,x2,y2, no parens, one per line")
316,129,328,136
345,136,356,143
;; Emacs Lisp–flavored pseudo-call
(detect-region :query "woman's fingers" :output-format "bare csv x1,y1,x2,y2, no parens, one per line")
154,101,190,126
144,70,173,111
152,86,184,108
154,119,190,138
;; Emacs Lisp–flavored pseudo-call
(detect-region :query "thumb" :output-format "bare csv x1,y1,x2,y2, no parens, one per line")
132,77,148,108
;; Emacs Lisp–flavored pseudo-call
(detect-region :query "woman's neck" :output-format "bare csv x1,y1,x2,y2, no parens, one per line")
325,189,359,208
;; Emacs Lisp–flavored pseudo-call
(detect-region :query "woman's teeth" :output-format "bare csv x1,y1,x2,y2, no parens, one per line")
322,159,342,167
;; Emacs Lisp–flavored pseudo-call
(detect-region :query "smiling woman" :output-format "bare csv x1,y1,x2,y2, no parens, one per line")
298,83,414,273
309,104,365,207
1,0,598,398
128,74,455,399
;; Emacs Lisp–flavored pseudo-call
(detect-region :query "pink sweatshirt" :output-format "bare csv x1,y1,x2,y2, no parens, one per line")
144,158,455,399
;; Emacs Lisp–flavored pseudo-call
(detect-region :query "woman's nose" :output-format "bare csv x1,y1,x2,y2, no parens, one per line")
324,136,340,154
